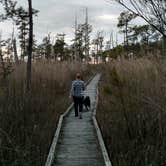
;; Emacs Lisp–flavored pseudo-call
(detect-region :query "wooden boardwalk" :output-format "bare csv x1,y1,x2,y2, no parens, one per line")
53,74,105,166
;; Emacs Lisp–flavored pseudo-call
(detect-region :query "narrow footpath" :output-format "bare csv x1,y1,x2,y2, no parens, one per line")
53,74,104,166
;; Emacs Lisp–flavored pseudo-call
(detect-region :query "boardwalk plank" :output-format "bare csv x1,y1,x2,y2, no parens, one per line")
53,74,104,166
55,158,103,166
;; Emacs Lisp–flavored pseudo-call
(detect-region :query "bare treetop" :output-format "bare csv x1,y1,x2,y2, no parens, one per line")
109,0,166,37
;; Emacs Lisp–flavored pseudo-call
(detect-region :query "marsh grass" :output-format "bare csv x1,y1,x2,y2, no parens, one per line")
97,58,166,166
0,61,93,165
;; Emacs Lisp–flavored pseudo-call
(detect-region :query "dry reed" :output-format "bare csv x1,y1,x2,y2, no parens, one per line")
97,58,166,166
0,61,93,165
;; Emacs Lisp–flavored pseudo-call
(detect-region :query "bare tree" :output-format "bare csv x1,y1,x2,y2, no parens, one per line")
92,31,104,64
11,24,19,62
72,9,92,62
110,0,166,36
74,14,78,61
84,8,91,62
26,0,33,91
12,38,18,62
109,0,166,55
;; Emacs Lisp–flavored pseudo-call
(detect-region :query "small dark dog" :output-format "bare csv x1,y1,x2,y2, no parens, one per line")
83,96,91,111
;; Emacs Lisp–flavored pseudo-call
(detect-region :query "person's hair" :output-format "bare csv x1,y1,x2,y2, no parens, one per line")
76,73,81,79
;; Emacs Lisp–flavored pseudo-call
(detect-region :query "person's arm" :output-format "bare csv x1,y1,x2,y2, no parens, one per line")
69,81,74,98
82,81,85,91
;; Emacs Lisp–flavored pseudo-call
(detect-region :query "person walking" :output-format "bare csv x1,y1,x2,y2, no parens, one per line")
70,73,85,119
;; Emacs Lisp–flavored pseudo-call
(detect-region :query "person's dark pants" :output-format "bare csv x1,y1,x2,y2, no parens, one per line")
73,96,83,116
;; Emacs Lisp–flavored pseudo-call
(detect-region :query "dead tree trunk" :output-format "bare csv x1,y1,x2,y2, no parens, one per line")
13,38,18,62
26,0,33,92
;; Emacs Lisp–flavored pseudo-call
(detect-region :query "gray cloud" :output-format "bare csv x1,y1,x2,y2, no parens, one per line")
32,0,124,43
0,0,144,44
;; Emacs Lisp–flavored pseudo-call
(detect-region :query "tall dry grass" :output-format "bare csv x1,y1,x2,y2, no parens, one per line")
97,58,166,166
0,61,93,165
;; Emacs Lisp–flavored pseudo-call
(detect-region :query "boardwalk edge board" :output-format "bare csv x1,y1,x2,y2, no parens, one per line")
93,82,113,166
45,74,96,166
93,117,112,166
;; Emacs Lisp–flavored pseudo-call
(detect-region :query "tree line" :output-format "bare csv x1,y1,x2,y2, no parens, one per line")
0,0,165,91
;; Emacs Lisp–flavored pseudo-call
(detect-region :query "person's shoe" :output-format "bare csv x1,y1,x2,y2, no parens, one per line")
75,114,78,117
79,113,82,119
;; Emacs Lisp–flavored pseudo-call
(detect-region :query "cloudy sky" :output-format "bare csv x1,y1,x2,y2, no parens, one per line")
0,0,145,45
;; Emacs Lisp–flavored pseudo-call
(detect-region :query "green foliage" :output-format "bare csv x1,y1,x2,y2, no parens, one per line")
114,0,166,37
117,11,137,50
129,25,161,45
116,10,163,57
111,67,123,87
42,34,52,59
73,22,92,61
117,11,137,29
103,86,112,95
104,45,123,59
53,33,66,61
112,45,123,59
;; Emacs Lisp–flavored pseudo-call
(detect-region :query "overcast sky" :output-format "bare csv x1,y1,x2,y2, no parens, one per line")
0,0,145,45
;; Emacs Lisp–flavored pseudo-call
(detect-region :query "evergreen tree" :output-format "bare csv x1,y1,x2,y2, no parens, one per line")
42,33,52,59
26,0,33,92
73,9,92,62
92,31,104,63
53,33,66,61
111,0,166,56
117,11,137,47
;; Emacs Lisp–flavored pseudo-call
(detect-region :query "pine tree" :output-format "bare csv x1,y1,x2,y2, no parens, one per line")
92,31,104,64
118,11,137,47
53,33,66,61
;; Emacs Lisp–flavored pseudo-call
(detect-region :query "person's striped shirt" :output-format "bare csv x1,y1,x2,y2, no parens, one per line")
71,80,84,97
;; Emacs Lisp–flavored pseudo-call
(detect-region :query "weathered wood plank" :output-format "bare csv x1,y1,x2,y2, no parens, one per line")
53,74,105,166
45,75,95,166
46,74,112,166
55,158,104,166
92,76,112,166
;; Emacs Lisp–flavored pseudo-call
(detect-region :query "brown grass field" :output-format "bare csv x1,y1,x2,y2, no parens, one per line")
0,61,93,165
1,58,166,166
97,58,166,166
